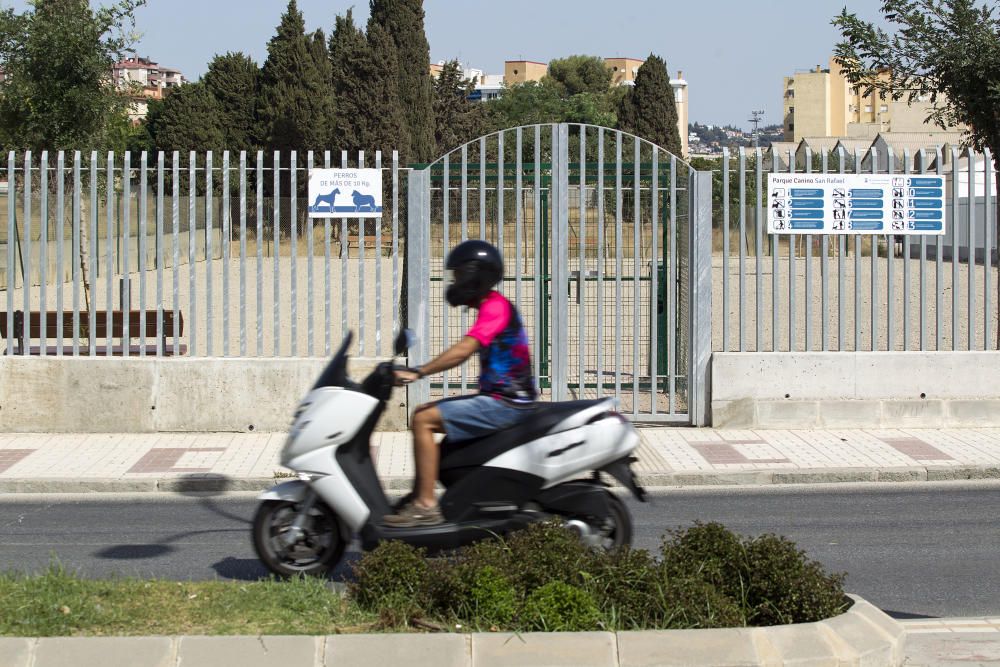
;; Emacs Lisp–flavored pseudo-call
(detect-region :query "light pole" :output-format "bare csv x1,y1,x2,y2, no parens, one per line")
749,110,765,148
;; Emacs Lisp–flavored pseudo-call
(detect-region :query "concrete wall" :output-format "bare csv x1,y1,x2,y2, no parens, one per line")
712,351,1000,428
0,357,408,433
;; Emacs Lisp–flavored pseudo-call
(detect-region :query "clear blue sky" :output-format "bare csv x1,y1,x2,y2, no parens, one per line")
3,0,890,129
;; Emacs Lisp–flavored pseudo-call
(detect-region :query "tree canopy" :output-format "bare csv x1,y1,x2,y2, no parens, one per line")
0,0,145,152
203,52,259,150
544,55,612,97
144,82,224,152
432,60,490,154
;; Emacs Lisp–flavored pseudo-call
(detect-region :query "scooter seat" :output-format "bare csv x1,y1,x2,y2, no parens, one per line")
439,398,612,471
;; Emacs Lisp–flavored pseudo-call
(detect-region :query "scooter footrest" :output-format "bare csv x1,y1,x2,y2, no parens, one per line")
474,502,519,515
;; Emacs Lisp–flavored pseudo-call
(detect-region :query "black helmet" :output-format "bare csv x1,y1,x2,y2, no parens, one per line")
444,240,503,307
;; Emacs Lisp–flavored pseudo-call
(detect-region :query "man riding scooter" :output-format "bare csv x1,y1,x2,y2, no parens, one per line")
386,240,537,527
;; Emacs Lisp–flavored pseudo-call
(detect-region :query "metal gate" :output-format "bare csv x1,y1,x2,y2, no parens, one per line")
407,123,711,424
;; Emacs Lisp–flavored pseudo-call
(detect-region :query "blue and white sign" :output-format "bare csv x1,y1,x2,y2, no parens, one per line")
767,173,945,235
308,168,383,218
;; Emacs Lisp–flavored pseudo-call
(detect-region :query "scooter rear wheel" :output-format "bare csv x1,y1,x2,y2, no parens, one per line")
253,499,346,577
600,491,633,550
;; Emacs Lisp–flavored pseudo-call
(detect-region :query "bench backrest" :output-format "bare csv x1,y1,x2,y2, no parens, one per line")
0,310,183,340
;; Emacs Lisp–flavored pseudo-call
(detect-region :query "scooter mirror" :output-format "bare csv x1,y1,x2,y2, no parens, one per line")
394,329,416,355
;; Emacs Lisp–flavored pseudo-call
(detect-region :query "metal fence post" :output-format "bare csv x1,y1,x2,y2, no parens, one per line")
689,170,713,426
406,168,431,413
550,123,571,402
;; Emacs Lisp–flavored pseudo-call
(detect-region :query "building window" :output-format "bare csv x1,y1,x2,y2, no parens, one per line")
879,104,888,113
513,69,518,75
613,66,618,71
865,105,873,113
789,107,794,113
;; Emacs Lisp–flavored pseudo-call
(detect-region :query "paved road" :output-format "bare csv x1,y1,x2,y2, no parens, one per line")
1,482,998,619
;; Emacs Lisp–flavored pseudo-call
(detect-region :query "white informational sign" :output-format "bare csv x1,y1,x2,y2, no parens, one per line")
767,173,945,235
307,168,383,218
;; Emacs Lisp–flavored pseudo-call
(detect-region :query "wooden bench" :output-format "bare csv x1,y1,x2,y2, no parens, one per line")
0,310,185,356
344,235,392,256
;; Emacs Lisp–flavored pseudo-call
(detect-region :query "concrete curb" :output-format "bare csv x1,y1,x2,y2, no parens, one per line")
0,596,905,667
2,465,1000,494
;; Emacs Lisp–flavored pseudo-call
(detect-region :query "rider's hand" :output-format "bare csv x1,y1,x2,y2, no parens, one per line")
393,369,421,386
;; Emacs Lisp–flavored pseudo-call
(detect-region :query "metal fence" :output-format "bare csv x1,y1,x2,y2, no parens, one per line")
1,150,405,358
715,146,998,353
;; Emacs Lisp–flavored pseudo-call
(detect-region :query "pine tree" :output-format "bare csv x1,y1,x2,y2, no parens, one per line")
203,52,259,150
369,0,434,163
617,54,682,157
257,0,335,152
433,60,489,154
145,83,224,152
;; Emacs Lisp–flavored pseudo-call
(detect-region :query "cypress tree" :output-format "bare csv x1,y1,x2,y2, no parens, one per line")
329,12,407,158
364,21,408,158
617,54,682,157
329,10,371,156
369,0,435,163
257,0,335,152
203,52,260,150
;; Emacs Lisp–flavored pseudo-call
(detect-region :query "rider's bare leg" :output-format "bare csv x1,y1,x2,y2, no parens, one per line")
411,403,444,508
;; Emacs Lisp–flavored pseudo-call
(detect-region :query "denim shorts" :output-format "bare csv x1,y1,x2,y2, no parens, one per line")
437,394,535,442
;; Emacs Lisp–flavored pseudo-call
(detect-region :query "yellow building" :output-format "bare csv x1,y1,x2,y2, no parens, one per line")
604,57,644,86
504,60,548,84
783,57,959,142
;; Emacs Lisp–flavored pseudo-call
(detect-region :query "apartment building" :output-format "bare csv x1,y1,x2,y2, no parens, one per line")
113,56,186,122
782,57,960,143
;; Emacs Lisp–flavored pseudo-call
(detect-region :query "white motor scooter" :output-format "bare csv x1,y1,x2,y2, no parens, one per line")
252,330,645,576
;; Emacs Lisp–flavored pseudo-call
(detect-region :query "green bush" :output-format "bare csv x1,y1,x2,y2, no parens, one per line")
741,534,849,625
522,581,601,632
347,520,848,631
350,539,429,622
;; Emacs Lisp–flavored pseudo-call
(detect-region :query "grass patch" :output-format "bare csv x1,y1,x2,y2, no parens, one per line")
0,564,377,637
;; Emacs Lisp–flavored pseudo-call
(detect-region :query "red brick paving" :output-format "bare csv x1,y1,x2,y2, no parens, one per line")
127,448,226,474
881,437,954,461
0,449,34,474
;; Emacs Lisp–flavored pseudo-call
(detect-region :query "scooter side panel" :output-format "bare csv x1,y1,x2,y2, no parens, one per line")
284,388,378,463
547,398,616,434
483,417,639,487
286,447,372,532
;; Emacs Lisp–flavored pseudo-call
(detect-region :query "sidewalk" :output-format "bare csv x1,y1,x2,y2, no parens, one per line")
1,427,1000,493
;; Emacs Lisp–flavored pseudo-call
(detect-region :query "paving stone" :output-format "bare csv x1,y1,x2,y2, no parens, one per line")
33,637,173,667
618,628,762,667
472,631,614,667
177,635,317,667
0,638,34,667
327,633,467,667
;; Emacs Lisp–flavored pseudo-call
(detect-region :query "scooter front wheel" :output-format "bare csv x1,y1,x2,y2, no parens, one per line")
252,499,346,577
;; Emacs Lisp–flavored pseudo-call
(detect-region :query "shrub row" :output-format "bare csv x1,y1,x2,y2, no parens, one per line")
349,521,850,632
